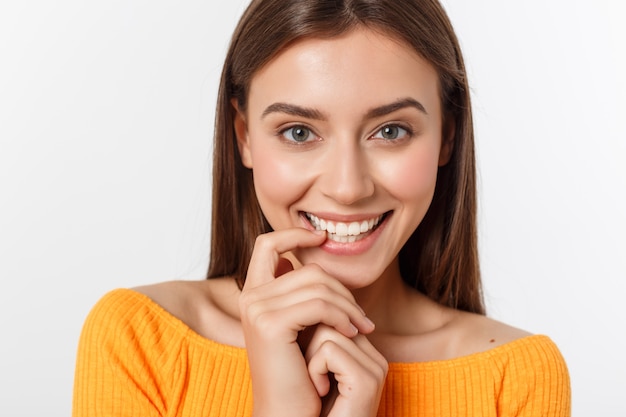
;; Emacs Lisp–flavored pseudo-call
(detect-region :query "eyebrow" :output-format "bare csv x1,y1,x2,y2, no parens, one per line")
262,103,325,120
366,97,428,118
261,97,428,120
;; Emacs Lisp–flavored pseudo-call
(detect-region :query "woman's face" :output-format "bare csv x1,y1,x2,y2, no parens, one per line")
235,28,450,289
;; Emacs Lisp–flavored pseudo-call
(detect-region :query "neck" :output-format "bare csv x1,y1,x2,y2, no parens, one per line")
351,259,411,333
351,258,453,336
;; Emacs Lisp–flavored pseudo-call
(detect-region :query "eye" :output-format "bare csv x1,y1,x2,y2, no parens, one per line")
372,124,411,141
280,125,315,143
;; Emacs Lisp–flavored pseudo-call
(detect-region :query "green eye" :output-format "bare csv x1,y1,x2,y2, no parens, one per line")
282,126,313,142
373,124,410,140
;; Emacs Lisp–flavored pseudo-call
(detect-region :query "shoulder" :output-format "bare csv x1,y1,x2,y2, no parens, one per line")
455,314,571,414
450,313,571,414
453,312,567,369
78,287,186,352
80,288,154,338
75,288,186,395
80,279,244,351
74,283,245,414
489,334,571,415
430,306,568,371
450,312,533,356
133,278,244,347
490,334,569,373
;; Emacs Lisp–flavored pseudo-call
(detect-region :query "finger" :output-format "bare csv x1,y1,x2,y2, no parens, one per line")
273,264,374,334
307,338,387,400
255,293,359,338
304,326,364,363
349,334,389,372
304,327,388,377
306,336,336,397
255,276,374,335
274,263,357,305
253,299,363,343
245,228,326,289
307,342,356,398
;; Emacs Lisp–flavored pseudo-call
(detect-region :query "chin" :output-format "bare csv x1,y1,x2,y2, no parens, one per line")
295,248,387,290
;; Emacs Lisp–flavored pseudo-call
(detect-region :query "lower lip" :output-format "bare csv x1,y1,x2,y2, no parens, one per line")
299,213,390,256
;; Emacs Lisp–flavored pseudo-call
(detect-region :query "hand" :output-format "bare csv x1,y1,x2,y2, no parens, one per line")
304,325,388,417
239,228,375,417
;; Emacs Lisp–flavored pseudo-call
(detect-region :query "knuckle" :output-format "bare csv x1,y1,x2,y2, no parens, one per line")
244,300,262,319
253,233,271,251
373,359,389,381
318,339,338,355
310,282,331,297
308,297,329,311
253,311,279,336
312,324,336,341
361,366,386,390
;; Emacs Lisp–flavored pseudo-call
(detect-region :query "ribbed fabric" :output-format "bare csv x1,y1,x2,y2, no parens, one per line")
378,334,571,416
73,289,570,416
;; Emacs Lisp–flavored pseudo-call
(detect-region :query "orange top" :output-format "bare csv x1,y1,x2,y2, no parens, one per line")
73,289,571,417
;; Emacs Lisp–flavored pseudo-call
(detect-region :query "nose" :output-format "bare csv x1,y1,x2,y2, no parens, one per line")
319,141,375,205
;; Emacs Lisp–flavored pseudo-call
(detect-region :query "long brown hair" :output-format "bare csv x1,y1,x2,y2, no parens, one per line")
207,0,484,315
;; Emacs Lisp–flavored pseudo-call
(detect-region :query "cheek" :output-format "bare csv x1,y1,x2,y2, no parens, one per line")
377,145,440,205
250,147,310,225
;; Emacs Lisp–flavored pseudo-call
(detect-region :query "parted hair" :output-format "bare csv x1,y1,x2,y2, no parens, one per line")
207,0,484,315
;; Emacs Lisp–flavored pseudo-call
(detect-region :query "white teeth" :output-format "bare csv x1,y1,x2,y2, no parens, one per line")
305,212,385,242
335,222,348,237
348,222,361,236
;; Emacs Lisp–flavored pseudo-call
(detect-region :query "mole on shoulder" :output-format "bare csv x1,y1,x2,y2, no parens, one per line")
489,339,495,343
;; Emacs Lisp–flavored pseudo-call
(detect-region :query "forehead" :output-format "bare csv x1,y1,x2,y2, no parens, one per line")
247,28,442,118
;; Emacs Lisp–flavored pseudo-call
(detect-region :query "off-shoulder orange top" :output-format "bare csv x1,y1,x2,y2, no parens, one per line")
73,289,570,416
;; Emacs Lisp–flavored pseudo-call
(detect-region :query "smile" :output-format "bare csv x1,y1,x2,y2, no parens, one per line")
304,212,387,243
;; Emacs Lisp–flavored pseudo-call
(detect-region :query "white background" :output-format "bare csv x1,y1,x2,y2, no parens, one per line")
1,1,624,415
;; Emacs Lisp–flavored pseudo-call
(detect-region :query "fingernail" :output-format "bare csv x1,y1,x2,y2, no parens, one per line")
350,323,359,335
364,316,375,329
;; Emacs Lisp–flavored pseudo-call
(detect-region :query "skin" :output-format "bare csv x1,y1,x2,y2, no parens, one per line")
237,28,449,292
136,28,530,417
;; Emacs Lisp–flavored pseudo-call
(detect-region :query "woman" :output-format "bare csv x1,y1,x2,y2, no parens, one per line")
73,0,571,416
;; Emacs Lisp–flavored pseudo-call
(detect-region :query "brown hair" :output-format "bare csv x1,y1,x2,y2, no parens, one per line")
207,0,484,315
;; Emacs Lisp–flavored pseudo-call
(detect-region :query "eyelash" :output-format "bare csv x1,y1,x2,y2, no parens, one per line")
276,123,414,145
371,123,414,143
278,125,319,144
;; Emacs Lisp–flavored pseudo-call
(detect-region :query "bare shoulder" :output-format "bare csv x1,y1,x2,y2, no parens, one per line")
133,278,244,347
451,310,533,356
132,278,239,320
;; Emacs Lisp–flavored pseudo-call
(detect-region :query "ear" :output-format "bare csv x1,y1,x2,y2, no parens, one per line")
232,98,253,168
438,118,455,166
